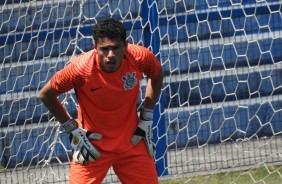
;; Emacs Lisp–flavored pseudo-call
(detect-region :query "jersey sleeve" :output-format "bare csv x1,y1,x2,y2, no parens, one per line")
50,51,95,93
128,44,161,79
144,48,161,79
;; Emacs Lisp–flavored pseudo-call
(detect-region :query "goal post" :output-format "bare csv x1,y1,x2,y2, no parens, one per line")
141,0,168,176
1,0,282,183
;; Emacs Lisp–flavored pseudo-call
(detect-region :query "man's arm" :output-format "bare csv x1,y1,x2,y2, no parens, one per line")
39,81,70,124
131,66,164,157
40,81,102,164
142,66,164,109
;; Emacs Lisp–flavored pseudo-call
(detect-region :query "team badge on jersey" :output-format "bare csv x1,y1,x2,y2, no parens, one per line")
122,72,137,90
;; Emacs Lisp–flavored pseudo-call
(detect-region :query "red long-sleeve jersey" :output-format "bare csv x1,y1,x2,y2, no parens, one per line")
50,43,161,153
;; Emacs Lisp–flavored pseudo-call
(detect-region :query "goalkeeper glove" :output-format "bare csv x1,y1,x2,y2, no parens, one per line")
62,118,102,165
131,107,156,157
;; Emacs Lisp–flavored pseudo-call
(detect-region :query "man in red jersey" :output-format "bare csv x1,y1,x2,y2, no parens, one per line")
40,18,163,183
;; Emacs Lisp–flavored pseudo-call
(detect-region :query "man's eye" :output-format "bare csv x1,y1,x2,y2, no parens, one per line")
101,48,109,51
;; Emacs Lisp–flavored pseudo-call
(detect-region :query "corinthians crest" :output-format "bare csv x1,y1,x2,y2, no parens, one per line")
122,72,137,90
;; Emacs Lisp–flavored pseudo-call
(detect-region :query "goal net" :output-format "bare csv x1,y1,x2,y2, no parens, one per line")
1,0,282,183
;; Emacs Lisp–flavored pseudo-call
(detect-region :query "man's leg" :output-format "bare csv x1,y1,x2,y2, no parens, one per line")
112,141,158,184
69,152,114,184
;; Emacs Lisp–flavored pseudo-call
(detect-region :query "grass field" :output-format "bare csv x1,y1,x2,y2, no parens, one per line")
160,165,282,184
0,164,281,183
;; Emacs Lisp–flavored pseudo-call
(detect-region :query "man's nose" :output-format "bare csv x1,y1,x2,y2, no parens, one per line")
108,49,115,57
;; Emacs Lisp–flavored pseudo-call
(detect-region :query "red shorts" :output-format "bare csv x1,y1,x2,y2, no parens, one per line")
69,141,158,184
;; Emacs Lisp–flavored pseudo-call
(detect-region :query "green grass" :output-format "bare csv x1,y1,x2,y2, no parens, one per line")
160,165,282,184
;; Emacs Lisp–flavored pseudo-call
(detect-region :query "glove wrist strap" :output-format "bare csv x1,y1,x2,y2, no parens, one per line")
61,118,78,134
140,107,154,121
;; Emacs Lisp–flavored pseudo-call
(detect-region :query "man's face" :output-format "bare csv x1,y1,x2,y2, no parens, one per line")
94,38,127,73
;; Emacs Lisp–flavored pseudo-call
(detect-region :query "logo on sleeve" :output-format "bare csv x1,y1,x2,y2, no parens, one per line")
122,72,137,90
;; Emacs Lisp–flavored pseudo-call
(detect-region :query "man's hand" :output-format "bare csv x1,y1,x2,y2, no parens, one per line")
131,107,155,157
62,119,102,164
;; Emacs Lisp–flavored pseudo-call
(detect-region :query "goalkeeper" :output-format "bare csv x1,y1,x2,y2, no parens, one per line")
40,18,163,184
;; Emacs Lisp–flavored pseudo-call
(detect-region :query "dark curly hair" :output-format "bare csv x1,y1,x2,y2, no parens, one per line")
92,18,127,44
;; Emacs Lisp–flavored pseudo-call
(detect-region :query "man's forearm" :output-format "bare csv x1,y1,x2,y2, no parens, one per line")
40,82,70,124
143,67,164,109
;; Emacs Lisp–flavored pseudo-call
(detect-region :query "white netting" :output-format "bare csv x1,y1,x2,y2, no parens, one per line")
0,0,282,183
